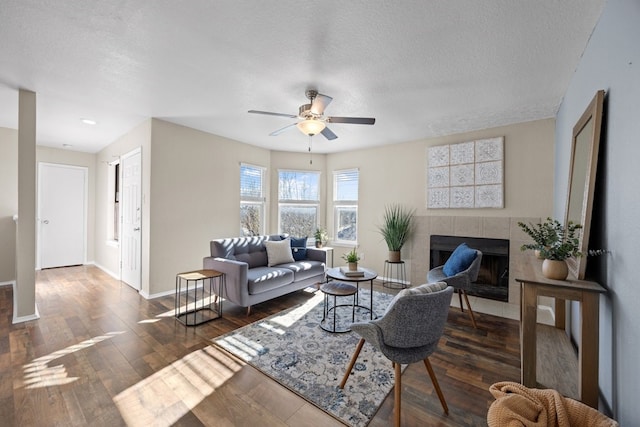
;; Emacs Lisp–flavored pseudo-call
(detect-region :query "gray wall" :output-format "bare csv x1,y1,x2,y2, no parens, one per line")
554,0,639,423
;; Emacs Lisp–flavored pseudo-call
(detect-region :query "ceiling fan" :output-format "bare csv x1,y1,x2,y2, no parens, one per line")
248,89,375,140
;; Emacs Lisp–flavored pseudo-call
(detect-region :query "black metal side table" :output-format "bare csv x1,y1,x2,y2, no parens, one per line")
320,281,358,333
382,260,407,289
175,269,224,326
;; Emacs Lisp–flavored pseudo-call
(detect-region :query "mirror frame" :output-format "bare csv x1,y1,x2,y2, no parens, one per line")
565,90,605,279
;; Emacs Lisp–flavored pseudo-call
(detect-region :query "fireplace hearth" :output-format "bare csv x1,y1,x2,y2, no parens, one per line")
430,235,509,302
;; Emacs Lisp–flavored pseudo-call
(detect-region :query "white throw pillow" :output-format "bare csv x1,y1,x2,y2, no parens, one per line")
265,238,295,266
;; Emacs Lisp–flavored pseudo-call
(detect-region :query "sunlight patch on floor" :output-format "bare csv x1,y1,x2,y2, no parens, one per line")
113,345,243,427
269,290,323,328
155,295,223,318
215,289,323,359
215,333,266,360
22,331,126,389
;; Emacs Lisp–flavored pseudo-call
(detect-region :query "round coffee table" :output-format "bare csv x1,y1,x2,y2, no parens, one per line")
320,281,358,333
326,267,378,320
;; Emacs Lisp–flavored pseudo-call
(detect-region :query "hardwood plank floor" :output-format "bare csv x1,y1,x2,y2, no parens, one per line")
1,266,522,426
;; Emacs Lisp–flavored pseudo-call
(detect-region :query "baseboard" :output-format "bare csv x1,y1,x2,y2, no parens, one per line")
537,304,556,326
141,288,177,300
92,262,120,280
12,281,40,324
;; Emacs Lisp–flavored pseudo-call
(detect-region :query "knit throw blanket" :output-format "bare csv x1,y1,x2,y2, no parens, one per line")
487,382,618,427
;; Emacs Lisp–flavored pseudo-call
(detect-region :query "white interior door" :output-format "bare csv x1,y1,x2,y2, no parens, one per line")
120,149,142,290
38,163,87,269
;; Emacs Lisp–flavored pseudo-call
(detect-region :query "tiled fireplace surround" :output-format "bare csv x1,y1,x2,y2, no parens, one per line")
408,215,554,324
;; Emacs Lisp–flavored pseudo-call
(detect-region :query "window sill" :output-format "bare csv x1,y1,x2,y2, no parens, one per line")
331,241,359,248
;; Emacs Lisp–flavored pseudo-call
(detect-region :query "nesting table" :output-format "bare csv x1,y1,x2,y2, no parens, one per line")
175,269,225,326
325,267,378,321
319,281,358,333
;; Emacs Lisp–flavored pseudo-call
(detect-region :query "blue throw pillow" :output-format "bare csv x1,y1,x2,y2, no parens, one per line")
290,237,308,261
442,243,477,277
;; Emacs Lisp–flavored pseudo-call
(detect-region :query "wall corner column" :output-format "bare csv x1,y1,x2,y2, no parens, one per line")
14,89,39,323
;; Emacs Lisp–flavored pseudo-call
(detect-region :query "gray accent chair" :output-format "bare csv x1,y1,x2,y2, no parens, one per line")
427,249,482,329
340,283,454,426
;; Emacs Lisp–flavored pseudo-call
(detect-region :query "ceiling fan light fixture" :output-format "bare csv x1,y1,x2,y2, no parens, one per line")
296,119,325,136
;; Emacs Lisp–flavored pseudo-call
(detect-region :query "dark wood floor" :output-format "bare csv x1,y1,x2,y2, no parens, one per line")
1,266,522,426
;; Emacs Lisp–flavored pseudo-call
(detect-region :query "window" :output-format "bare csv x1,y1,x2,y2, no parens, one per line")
240,163,265,236
107,160,120,242
278,170,320,239
333,169,358,243
113,162,119,240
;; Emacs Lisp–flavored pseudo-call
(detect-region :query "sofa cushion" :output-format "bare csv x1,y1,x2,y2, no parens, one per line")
265,238,295,266
247,266,294,294
211,239,236,260
276,260,325,282
229,236,268,268
443,243,477,276
290,236,308,261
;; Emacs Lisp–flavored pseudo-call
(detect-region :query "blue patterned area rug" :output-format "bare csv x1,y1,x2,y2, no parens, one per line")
213,288,401,427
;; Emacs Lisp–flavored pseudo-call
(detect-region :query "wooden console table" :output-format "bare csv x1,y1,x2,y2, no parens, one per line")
516,259,606,408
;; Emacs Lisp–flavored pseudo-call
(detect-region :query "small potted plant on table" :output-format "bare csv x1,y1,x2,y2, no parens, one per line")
342,247,361,271
519,217,582,280
314,227,328,248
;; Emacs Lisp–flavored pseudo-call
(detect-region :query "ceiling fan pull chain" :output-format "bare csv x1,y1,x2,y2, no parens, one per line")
308,135,313,165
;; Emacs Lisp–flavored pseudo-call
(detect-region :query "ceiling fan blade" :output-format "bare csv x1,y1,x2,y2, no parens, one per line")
327,116,376,125
310,93,333,115
269,123,298,136
248,110,297,118
321,127,338,140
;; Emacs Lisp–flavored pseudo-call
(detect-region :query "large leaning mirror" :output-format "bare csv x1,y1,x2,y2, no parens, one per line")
565,90,605,279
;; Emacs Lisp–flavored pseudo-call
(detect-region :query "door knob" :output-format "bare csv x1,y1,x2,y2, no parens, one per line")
133,227,140,231
43,220,49,224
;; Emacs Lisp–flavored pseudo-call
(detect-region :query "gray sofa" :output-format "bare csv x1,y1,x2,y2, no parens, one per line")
203,235,327,314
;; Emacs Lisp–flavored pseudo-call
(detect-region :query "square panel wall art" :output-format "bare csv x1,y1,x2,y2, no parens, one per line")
427,136,504,209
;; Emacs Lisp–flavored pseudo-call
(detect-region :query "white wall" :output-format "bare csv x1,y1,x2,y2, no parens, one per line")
147,119,271,296
0,127,18,283
554,0,639,422
327,119,556,272
91,118,554,298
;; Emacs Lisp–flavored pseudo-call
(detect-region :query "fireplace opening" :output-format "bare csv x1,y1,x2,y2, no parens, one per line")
430,235,509,302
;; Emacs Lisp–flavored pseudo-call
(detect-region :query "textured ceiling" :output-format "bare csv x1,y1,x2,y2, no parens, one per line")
0,1,605,154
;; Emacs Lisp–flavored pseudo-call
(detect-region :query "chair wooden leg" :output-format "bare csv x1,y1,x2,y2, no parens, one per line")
339,338,365,389
461,290,477,328
394,361,402,427
423,358,448,415
246,306,251,316
458,290,464,312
